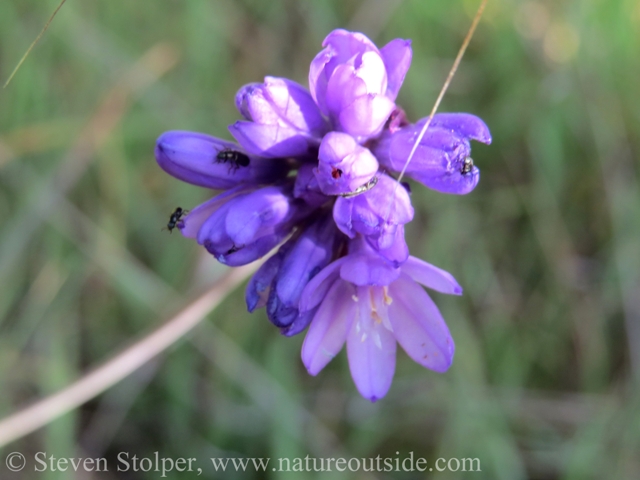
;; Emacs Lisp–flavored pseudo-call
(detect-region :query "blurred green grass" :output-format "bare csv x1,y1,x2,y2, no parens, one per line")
1,0,639,479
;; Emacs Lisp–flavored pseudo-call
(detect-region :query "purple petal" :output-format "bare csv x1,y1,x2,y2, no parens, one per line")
339,252,400,286
266,296,298,327
339,236,401,286
196,200,235,247
309,48,332,113
235,82,259,120
323,29,379,58
299,257,347,312
319,130,358,159
301,278,356,375
196,186,310,266
271,216,340,307
310,29,378,114
347,286,397,401
280,308,317,337
228,121,318,158
155,131,287,189
310,29,391,136
211,233,287,266
384,107,410,134
338,93,395,140
387,273,455,372
402,256,463,295
246,252,283,312
263,77,328,135
371,226,409,267
355,50,388,94
410,165,480,195
324,59,385,118
315,132,378,195
224,186,293,245
333,173,414,239
267,215,341,327
380,38,412,101
236,77,328,137
323,64,367,123
179,186,253,239
428,113,492,144
332,198,357,239
294,163,329,207
317,30,380,82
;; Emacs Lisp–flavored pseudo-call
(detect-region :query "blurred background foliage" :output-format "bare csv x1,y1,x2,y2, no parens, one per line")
1,0,639,478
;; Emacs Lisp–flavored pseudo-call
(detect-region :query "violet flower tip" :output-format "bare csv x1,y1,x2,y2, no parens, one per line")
279,328,291,337
305,365,319,377
246,297,258,313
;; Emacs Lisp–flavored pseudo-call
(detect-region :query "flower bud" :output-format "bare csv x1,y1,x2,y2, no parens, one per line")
309,30,411,141
315,132,378,196
372,113,491,195
155,131,289,190
230,77,328,158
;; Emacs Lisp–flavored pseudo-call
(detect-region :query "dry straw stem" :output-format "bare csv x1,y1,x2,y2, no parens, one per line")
3,0,68,89
0,264,258,447
396,0,487,183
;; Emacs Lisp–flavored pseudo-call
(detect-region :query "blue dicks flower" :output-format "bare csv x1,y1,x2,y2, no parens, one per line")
230,77,329,158
309,29,412,141
154,27,491,401
298,238,461,401
372,113,492,195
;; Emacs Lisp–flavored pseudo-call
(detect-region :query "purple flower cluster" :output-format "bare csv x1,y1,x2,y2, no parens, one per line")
155,29,491,401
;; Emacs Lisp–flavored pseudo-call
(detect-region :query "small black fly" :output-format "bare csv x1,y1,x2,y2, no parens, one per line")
215,149,250,172
166,207,187,233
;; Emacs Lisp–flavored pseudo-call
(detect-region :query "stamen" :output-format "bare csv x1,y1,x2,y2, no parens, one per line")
383,286,393,305
370,288,383,323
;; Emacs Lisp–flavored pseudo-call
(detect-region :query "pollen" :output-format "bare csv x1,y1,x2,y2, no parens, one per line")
383,286,393,305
